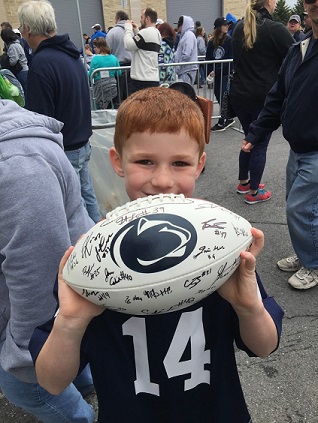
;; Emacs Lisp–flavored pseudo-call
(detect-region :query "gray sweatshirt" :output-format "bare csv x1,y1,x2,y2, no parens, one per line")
7,40,28,71
0,100,93,383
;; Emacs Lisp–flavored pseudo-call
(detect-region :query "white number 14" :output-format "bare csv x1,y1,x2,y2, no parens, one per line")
122,308,211,396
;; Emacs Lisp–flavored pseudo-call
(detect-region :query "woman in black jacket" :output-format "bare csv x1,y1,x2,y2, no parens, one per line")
230,0,293,204
206,17,233,131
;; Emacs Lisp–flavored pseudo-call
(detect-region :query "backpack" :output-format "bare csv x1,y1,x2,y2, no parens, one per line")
0,70,25,107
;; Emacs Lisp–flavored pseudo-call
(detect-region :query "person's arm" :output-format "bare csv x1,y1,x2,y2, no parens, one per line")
217,228,279,357
205,41,214,75
35,248,104,394
87,56,98,81
197,37,206,56
115,57,122,76
8,44,20,66
106,31,114,51
180,35,193,62
0,155,77,382
26,66,56,116
124,21,139,51
271,22,294,61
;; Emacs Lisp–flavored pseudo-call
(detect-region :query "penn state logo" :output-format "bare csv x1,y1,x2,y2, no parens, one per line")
110,214,197,273
214,46,225,60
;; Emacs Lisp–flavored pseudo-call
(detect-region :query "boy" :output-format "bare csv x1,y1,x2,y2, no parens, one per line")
30,88,283,423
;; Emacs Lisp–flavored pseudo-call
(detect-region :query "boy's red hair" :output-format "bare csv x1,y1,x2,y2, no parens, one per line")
114,87,205,157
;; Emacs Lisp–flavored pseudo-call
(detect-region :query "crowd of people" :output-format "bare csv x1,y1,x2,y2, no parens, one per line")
1,0,318,421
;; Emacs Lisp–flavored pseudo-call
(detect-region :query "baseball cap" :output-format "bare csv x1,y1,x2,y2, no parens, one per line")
156,18,164,26
175,16,183,27
13,28,21,35
288,15,301,23
91,23,101,29
214,17,230,29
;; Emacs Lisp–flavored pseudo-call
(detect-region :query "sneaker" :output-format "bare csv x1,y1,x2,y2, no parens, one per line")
277,255,301,272
211,123,226,132
236,182,265,194
223,119,235,129
244,188,271,204
288,267,318,290
211,119,235,132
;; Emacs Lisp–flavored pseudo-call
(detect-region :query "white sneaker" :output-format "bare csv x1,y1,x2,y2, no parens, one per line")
277,255,301,272
288,267,318,290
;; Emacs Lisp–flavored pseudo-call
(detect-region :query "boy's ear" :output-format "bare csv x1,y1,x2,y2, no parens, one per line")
196,152,206,178
109,147,124,178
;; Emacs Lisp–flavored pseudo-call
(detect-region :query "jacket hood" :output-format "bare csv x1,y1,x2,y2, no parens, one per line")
163,36,175,48
0,100,64,147
35,34,80,59
226,13,237,23
115,21,125,29
181,16,194,36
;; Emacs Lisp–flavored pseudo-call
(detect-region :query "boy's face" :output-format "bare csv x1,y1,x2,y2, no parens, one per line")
110,130,206,201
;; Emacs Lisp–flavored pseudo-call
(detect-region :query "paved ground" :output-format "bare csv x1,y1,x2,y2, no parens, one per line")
1,122,318,422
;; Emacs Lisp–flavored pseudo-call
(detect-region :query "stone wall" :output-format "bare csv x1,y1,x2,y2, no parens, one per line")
101,0,167,28
2,0,246,34
224,0,246,21
2,0,20,27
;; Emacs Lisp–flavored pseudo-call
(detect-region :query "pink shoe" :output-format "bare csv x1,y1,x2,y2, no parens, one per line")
244,188,271,204
236,182,265,194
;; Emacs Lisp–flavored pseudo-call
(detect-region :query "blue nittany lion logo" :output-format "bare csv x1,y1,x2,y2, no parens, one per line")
110,214,197,273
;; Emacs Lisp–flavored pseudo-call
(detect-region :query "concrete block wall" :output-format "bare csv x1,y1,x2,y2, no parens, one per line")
1,0,246,38
2,0,20,28
224,0,246,21
101,0,167,29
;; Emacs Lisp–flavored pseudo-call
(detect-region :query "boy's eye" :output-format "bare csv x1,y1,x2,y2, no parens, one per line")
173,161,189,167
136,159,153,165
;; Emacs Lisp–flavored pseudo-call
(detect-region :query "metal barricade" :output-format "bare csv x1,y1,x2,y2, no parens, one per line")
88,59,243,132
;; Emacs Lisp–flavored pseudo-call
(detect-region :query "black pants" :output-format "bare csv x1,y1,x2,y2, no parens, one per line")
128,79,159,96
113,62,131,108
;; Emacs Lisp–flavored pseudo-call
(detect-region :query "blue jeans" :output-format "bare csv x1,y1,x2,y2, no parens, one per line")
235,108,272,191
17,70,28,97
286,149,318,268
65,143,101,223
0,342,95,422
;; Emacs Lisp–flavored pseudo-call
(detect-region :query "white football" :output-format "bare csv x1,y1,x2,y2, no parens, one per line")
63,194,253,315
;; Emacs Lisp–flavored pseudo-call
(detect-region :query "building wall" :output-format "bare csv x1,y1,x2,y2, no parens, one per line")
2,0,246,36
101,0,167,28
2,0,20,27
224,0,246,21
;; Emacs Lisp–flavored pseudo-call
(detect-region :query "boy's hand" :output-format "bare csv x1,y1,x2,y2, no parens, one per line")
58,247,104,325
217,228,264,311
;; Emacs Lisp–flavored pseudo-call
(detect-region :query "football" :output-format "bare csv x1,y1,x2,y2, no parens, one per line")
63,194,253,315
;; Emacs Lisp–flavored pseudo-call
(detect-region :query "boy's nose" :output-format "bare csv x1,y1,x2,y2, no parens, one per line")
151,167,174,191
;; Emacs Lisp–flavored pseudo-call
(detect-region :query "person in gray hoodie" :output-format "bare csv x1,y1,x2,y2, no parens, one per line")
107,10,132,106
0,100,95,422
174,15,198,84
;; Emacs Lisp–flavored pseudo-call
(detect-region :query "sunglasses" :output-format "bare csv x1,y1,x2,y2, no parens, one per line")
304,0,316,3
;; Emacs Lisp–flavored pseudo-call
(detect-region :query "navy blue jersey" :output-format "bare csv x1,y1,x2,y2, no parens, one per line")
30,272,283,422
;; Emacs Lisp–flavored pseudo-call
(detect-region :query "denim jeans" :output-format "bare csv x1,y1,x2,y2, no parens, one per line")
235,108,272,191
17,70,28,97
0,341,95,422
286,149,318,268
65,142,101,223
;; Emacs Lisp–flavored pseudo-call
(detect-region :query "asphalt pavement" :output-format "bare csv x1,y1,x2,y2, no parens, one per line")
1,122,318,422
